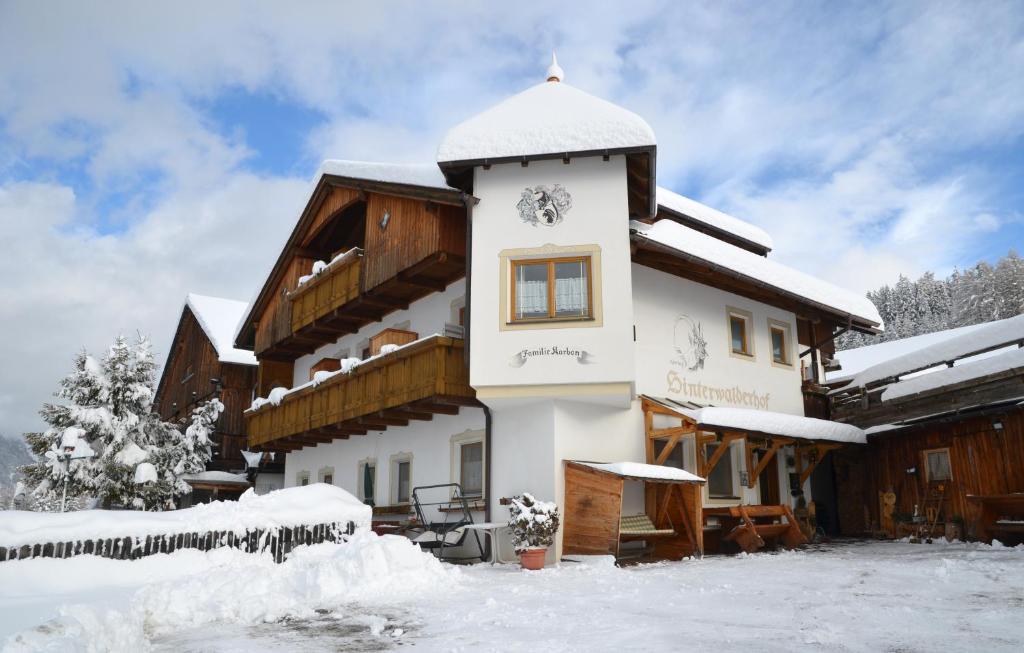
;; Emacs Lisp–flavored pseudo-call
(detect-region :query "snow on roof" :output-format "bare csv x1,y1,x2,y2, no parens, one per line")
679,406,867,444
881,346,1024,402
826,323,991,382
437,81,656,163
186,294,258,366
631,219,883,328
0,484,371,548
656,186,774,252
577,461,705,483
316,159,454,191
831,314,1024,389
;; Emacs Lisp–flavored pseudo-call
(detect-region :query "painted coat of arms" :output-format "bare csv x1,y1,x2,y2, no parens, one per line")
516,184,572,226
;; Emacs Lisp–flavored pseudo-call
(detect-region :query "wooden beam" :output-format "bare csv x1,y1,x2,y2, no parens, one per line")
700,434,742,477
409,401,460,415
654,434,681,466
644,407,656,464
747,440,784,489
649,425,695,440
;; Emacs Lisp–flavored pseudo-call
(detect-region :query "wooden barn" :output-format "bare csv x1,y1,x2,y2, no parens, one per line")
827,315,1024,543
155,294,280,501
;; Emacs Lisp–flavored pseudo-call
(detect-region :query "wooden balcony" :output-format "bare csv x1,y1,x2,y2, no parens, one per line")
246,336,476,452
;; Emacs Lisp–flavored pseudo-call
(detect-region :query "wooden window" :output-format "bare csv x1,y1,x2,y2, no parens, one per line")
391,454,412,504
297,472,310,487
706,443,736,498
923,448,952,482
730,316,749,355
511,256,592,322
727,308,754,359
459,441,484,497
770,326,788,365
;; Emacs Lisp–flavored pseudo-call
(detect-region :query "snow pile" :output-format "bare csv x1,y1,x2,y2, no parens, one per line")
831,313,1024,389
631,220,883,328
2,531,454,652
379,343,400,355
295,248,361,288
657,186,773,252
881,346,1024,402
185,294,257,366
133,462,157,485
0,484,371,548
317,159,453,190
679,406,867,443
578,461,705,483
437,81,656,163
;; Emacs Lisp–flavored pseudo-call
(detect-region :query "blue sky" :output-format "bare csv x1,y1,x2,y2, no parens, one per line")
0,0,1022,435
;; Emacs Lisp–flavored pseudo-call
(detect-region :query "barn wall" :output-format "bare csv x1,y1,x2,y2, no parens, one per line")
156,308,256,470
834,407,1024,537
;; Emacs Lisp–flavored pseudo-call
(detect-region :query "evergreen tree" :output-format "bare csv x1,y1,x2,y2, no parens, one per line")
21,350,109,508
836,250,1024,351
22,334,222,511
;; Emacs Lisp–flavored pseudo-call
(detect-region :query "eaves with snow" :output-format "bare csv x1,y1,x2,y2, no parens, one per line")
186,294,257,366
630,219,883,330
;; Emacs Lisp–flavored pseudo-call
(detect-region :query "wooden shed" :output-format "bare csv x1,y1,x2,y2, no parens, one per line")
562,461,705,561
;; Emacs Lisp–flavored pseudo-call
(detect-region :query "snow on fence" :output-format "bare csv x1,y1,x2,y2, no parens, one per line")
0,484,372,564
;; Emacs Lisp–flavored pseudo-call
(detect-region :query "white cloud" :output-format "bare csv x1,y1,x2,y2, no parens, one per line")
0,1,1022,434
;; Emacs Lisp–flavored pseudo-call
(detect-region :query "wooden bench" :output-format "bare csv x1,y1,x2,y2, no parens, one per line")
703,504,807,553
619,514,677,542
968,494,1024,544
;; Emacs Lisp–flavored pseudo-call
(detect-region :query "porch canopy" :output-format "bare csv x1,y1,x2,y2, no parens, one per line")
641,396,866,491
562,460,705,560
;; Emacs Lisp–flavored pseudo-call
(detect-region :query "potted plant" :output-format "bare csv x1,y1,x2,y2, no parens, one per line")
508,493,560,570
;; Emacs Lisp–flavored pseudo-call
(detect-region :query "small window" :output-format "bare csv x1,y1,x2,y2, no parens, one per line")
727,308,754,359
512,256,592,321
706,443,736,499
771,327,788,365
391,455,412,504
924,448,952,482
358,460,376,506
297,472,310,487
459,441,484,497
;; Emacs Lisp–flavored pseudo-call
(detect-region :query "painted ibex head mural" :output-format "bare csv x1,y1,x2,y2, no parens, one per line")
673,315,708,371
516,184,572,226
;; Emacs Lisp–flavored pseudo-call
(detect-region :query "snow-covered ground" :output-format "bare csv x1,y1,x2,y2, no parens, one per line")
2,536,1023,652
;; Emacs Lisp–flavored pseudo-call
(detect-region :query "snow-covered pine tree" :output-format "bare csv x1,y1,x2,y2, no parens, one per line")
21,350,109,509
995,250,1024,319
148,397,224,507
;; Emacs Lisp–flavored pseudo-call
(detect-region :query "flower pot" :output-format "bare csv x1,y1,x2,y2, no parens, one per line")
519,547,547,570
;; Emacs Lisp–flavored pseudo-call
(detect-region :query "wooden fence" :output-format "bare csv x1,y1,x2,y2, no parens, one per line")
0,520,357,565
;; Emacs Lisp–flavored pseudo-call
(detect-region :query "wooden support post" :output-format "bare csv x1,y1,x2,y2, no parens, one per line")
748,440,785,489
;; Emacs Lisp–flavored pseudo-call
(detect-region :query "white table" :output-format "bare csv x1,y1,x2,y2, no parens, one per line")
464,522,509,564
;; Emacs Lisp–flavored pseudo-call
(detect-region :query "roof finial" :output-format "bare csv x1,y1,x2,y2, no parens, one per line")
546,52,564,83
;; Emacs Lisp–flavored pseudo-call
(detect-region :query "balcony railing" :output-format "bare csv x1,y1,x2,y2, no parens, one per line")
290,253,363,335
246,336,475,451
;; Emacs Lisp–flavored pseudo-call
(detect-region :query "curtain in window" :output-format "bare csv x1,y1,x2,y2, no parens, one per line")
460,442,483,496
516,280,548,316
554,260,587,316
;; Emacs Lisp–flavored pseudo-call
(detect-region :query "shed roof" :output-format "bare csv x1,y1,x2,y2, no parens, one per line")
573,461,705,484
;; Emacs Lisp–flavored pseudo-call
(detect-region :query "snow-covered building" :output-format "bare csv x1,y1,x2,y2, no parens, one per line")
155,294,284,501
827,315,1024,541
233,58,883,560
